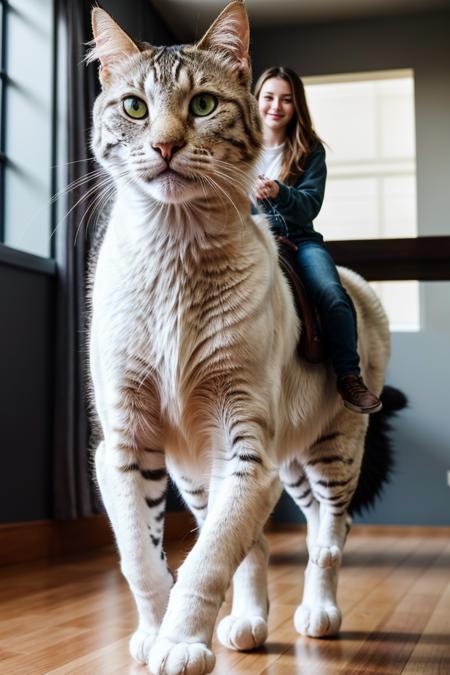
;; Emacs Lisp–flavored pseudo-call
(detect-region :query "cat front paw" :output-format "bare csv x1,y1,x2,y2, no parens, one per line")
217,614,268,651
148,637,215,675
294,602,342,638
129,628,159,664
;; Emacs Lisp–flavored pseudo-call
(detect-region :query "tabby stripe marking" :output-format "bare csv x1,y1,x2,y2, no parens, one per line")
150,535,160,547
145,490,167,509
308,455,353,467
103,98,122,111
285,475,306,489
316,491,351,502
311,432,342,447
155,510,165,522
221,96,259,148
232,434,258,445
116,442,134,451
152,47,166,65
238,454,263,465
192,503,207,510
118,463,139,473
141,468,167,481
173,58,182,80
228,415,268,435
316,477,354,488
183,488,205,496
332,499,350,509
103,142,118,158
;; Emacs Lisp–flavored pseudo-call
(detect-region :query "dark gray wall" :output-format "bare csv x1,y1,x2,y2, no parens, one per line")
251,11,450,525
101,0,175,44
0,261,54,522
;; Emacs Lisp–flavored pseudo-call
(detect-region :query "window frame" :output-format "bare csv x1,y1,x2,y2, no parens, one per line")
0,0,58,267
0,0,7,244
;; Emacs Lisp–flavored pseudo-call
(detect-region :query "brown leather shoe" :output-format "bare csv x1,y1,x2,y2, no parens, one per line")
337,375,383,414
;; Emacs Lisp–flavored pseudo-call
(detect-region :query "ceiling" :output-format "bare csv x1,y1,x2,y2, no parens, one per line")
150,0,450,40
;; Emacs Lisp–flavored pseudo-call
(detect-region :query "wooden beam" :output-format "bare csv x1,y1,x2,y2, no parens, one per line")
327,235,450,281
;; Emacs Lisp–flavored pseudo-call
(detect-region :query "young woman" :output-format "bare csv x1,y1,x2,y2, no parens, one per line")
253,66,382,414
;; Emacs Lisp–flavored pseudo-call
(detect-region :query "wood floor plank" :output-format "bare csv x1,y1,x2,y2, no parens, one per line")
402,574,450,674
0,528,449,674
343,540,450,675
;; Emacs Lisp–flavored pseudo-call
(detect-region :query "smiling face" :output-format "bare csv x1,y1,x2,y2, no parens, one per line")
89,6,262,206
257,77,295,137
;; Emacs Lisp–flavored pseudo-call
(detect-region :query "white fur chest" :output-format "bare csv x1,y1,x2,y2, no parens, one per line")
91,204,192,421
90,196,280,437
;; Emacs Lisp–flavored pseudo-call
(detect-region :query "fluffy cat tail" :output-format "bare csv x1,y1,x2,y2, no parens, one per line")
348,385,408,516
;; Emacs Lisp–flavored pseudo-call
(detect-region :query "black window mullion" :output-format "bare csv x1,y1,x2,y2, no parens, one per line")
49,0,57,259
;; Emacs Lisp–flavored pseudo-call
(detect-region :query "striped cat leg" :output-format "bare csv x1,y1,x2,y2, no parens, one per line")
169,469,209,530
280,459,320,551
95,437,173,664
149,426,280,675
293,418,366,638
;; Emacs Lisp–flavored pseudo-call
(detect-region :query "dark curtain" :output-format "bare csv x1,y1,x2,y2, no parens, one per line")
52,0,102,519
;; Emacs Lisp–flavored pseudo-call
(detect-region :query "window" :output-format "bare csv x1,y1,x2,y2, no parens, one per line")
304,71,419,330
0,0,54,258
370,280,419,332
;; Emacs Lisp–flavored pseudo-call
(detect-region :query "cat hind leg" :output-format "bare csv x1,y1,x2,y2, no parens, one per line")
280,459,340,637
291,416,366,638
216,534,271,651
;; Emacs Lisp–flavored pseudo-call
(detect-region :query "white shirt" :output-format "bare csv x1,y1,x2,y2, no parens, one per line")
256,143,285,181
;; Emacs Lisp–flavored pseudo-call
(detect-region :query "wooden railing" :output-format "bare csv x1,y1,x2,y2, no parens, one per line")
328,235,450,281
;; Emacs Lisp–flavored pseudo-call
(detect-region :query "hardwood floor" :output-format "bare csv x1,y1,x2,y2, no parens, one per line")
0,526,449,674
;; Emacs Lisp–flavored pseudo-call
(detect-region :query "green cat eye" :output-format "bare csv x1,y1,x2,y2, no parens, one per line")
123,97,148,119
190,93,218,117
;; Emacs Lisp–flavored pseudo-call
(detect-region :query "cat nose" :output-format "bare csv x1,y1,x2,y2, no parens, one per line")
152,140,186,161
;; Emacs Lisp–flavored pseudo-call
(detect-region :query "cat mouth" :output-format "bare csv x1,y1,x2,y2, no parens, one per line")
150,168,195,184
138,166,202,203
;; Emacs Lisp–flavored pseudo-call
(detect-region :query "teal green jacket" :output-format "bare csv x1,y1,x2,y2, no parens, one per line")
252,141,326,245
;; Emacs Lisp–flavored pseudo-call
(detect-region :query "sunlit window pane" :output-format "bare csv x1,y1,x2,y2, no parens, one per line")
370,281,420,332
304,71,417,242
3,0,53,257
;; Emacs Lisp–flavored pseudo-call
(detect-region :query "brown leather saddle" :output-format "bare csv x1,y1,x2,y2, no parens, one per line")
276,236,327,364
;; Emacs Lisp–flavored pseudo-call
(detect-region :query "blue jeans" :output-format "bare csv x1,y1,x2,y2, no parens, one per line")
296,240,360,379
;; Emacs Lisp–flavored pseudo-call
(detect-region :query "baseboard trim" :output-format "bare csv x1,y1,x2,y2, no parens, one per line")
2,516,447,566
267,521,450,536
0,510,194,566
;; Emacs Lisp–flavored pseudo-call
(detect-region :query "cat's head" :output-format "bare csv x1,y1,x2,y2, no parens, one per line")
88,1,261,206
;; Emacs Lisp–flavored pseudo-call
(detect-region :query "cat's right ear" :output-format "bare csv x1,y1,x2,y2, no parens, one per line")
87,8,140,86
196,1,250,76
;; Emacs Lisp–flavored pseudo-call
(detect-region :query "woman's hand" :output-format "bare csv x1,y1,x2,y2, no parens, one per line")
255,175,280,200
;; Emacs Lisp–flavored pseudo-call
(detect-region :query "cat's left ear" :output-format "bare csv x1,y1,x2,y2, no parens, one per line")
88,8,141,86
196,1,250,75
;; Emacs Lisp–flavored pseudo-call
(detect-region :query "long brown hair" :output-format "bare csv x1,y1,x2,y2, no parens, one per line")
254,66,322,185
